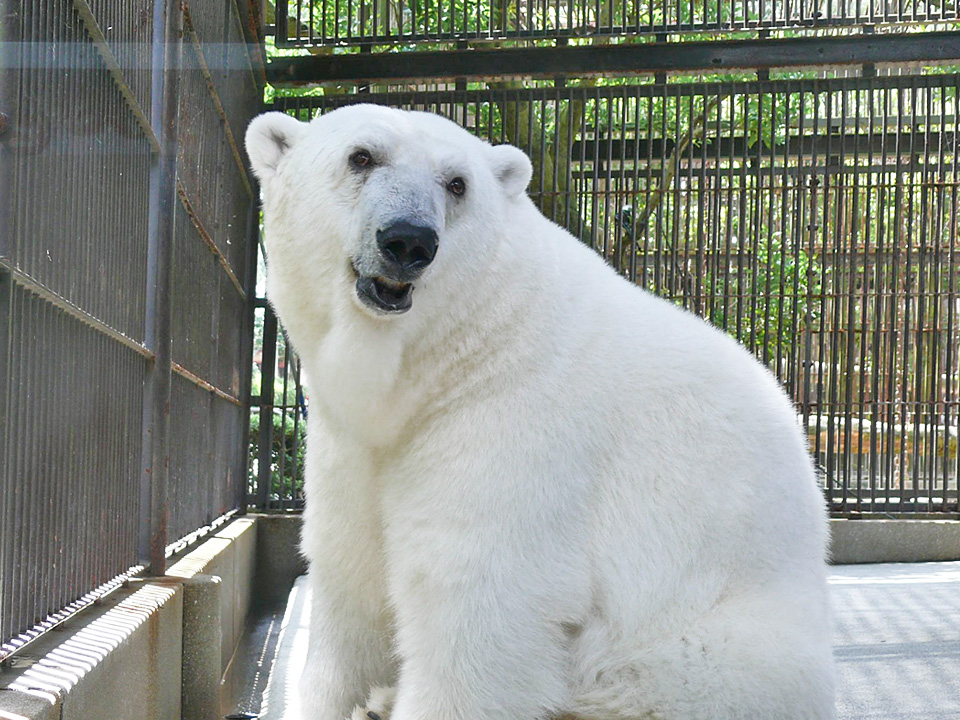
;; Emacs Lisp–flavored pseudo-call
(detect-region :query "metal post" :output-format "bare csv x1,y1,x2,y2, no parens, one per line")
238,189,261,514
141,0,182,575
0,0,19,645
257,306,278,509
0,267,10,644
0,0,18,263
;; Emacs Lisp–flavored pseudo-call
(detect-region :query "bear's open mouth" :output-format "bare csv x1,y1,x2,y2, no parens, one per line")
355,274,413,314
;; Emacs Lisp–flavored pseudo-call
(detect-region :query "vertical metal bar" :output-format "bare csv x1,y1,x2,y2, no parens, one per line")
694,88,708,317
887,83,903,512
873,81,889,511
809,87,828,506
278,339,291,508
0,0,17,263
778,83,793,392
946,76,960,510
144,0,183,575
929,84,946,510
292,358,304,503
238,191,261,514
916,82,933,511
859,81,875,511
628,86,641,283
848,82,864,511
902,77,917,511
0,274,10,641
761,86,776,369
257,307,279,509
0,0,17,641
827,86,845,509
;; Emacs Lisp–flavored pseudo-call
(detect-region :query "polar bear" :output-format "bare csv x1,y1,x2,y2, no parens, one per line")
246,104,835,720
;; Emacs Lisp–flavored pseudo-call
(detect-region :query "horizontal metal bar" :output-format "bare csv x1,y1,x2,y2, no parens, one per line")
571,131,954,163
274,17,953,47
70,0,160,154
0,260,155,361
176,182,246,301
272,71,960,108
171,361,243,407
267,31,960,85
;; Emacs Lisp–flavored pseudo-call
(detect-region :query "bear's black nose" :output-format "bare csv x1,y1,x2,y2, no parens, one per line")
377,221,438,274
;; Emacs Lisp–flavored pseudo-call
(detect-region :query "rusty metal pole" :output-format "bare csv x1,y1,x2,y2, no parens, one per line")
0,0,17,264
237,188,261,515
140,0,182,575
256,306,278,510
0,0,18,642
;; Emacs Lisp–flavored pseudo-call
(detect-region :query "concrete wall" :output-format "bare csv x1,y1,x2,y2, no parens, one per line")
0,580,182,720
830,519,960,565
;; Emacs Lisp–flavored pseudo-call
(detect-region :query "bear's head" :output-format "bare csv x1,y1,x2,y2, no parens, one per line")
246,104,533,319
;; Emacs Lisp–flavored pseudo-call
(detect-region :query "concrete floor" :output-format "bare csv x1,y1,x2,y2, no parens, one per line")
225,562,960,719
831,562,960,719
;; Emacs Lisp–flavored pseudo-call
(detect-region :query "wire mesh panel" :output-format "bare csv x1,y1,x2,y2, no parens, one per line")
166,1,260,543
8,1,153,341
0,0,261,659
0,283,148,652
271,73,960,515
274,0,959,46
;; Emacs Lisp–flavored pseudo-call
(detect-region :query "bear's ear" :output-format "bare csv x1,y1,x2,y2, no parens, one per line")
487,143,532,199
245,112,305,182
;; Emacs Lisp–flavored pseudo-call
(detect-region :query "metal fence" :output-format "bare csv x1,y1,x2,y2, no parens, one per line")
273,0,959,46
0,0,263,660
256,61,960,518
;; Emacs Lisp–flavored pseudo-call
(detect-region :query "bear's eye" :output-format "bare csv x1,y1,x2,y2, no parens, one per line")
447,177,466,196
350,149,374,169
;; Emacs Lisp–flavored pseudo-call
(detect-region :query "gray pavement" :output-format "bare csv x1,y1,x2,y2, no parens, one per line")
230,563,960,719
831,562,960,719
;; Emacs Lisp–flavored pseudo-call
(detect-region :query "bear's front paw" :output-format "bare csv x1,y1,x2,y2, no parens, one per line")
348,686,396,720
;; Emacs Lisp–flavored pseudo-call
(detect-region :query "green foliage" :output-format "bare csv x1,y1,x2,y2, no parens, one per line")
248,403,307,503
248,315,307,504
703,236,822,369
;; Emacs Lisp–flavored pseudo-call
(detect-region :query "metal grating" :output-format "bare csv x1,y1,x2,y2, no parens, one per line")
269,72,960,516
9,0,153,341
0,0,262,660
273,0,960,46
0,282,147,647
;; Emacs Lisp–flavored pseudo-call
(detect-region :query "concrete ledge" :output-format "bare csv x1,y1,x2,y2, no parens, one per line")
168,517,257,675
0,581,182,720
252,514,307,609
0,687,60,720
1,516,260,720
831,519,960,564
179,575,222,720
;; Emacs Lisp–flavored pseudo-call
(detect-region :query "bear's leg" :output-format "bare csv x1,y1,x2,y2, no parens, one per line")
381,541,572,720
298,571,396,720
570,581,835,720
297,440,396,720
349,686,397,720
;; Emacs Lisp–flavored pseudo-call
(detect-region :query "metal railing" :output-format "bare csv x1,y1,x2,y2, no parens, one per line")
263,69,960,517
0,0,263,660
250,298,308,511
273,0,959,46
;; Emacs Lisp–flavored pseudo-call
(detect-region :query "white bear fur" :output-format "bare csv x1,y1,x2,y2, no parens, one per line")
246,105,835,720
